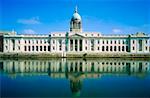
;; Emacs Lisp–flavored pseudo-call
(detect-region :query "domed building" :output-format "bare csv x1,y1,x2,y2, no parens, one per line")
0,6,150,57
70,6,82,33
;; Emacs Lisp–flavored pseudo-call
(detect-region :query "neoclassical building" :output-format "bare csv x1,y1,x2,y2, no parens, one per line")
0,7,150,56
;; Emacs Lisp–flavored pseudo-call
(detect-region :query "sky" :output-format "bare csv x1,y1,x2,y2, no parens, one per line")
0,0,150,35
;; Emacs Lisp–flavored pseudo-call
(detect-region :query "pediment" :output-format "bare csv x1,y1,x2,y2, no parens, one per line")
69,33,84,38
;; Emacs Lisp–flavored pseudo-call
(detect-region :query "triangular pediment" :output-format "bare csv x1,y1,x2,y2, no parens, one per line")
69,33,84,38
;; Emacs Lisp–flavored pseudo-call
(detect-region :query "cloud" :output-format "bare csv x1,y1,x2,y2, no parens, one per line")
23,29,36,34
17,17,41,24
112,28,122,33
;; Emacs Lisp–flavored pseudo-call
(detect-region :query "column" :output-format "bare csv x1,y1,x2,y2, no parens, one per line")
68,39,70,52
78,39,80,51
73,39,75,51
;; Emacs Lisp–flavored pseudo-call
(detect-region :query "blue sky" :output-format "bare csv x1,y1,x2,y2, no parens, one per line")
0,0,150,34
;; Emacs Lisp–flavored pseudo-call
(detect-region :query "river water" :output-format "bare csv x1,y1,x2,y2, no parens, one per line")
0,58,150,97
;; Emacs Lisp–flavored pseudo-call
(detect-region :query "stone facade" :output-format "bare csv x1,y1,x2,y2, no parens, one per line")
0,7,150,56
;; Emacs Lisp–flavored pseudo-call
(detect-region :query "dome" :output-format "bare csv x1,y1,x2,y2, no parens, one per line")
72,13,81,21
71,6,81,21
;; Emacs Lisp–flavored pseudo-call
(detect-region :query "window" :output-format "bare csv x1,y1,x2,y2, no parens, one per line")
48,46,51,51
59,39,62,51
25,40,26,44
103,40,104,44
91,39,94,51
145,46,148,51
118,46,121,51
18,46,20,50
36,46,38,51
110,40,112,44
5,46,8,50
122,46,124,51
114,46,116,51
98,47,100,50
18,40,20,44
123,40,125,44
126,46,129,52
44,40,47,44
114,40,116,44
133,47,135,50
32,46,34,51
29,40,30,44
32,40,34,44
85,46,87,50
85,40,87,44
40,40,42,44
36,40,38,44
133,40,135,44
107,40,108,44
28,46,30,51
24,46,27,51
53,40,55,44
40,46,42,51
102,46,104,51
97,40,100,44
139,40,142,51
118,40,120,44
44,46,46,51
53,46,55,50
145,40,148,44
106,46,108,51
110,46,112,51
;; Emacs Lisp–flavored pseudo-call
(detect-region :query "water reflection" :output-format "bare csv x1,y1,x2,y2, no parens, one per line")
0,58,150,97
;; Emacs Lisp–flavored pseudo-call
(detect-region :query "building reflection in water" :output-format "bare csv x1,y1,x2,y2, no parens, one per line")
0,59,150,96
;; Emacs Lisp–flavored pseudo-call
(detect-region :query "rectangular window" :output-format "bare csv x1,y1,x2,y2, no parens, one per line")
59,39,62,51
85,46,87,50
145,46,148,51
103,40,104,44
133,47,135,50
118,46,120,51
40,46,42,51
110,40,112,44
32,46,34,51
110,46,112,51
133,40,135,44
18,46,20,50
28,46,30,51
102,46,104,51
114,46,116,51
106,46,108,51
139,40,142,51
36,46,38,51
79,40,82,51
97,40,99,44
24,46,27,51
91,39,94,51
44,46,46,51
122,46,124,51
48,46,51,51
